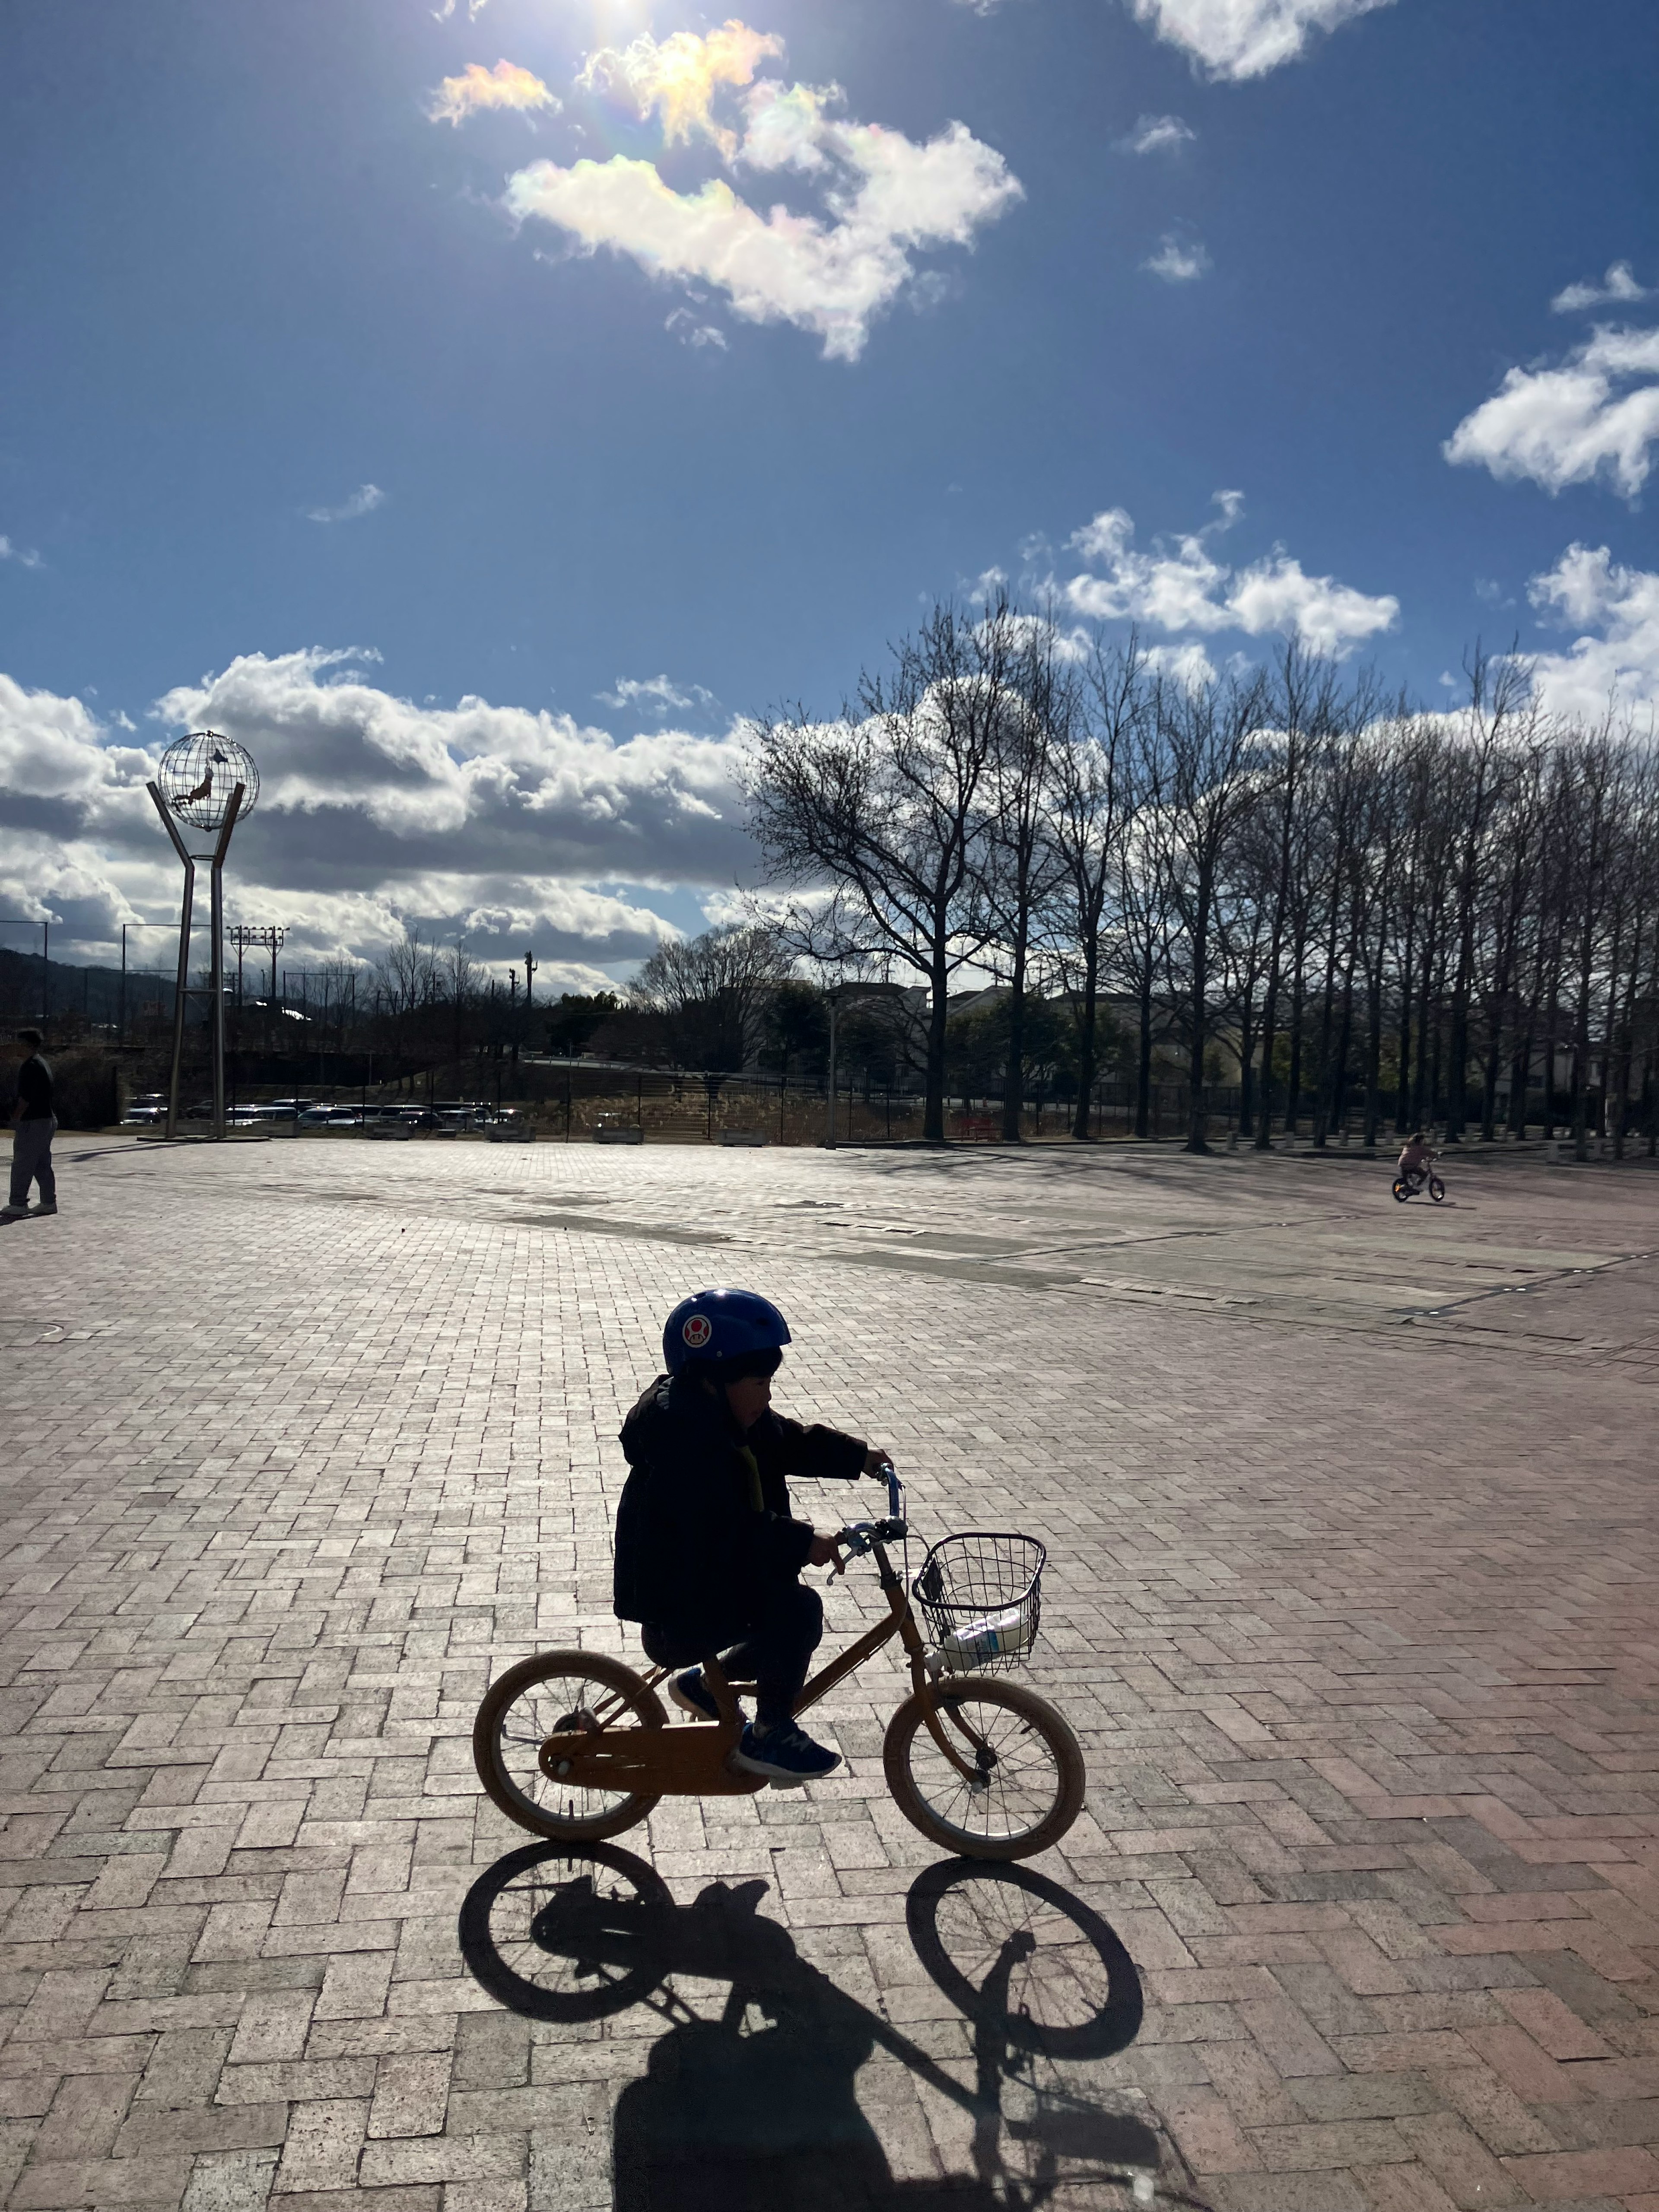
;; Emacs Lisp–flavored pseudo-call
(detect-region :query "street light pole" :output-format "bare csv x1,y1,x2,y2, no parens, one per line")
825,992,840,1150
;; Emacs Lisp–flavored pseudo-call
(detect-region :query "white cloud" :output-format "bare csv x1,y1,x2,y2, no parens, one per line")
1144,641,1219,690
1444,324,1659,500
0,535,43,569
0,652,756,969
428,60,559,127
506,27,1020,361
1551,262,1650,315
1144,231,1211,282
1128,0,1394,79
577,22,784,158
306,483,386,525
1064,494,1398,657
597,674,716,714
664,308,729,350
1525,544,1659,723
1119,114,1196,155
432,0,490,19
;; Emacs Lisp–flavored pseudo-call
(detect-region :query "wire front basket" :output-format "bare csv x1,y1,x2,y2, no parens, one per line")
913,1532,1046,1675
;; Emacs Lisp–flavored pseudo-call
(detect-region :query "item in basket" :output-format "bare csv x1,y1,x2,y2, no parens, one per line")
938,1603,1034,1668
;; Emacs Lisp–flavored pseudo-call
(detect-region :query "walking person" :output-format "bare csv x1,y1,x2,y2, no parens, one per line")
3,1031,57,1221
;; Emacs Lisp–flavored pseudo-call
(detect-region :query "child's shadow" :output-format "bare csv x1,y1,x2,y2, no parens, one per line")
609,1880,992,2212
460,1847,1163,2209
597,1875,1155,2212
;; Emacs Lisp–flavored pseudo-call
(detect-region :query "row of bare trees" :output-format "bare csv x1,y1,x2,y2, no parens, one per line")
747,596,1659,1156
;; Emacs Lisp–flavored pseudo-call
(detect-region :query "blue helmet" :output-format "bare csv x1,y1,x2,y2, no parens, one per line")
662,1287,791,1375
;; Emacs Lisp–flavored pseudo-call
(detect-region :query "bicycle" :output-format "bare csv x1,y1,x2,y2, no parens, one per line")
1391,1162,1446,1203
472,1465,1086,1862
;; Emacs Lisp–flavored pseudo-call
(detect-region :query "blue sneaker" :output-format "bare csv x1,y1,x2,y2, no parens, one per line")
732,1721,841,1785
669,1669,721,1722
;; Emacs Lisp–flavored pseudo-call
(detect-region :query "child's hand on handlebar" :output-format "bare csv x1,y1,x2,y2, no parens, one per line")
807,1530,846,1573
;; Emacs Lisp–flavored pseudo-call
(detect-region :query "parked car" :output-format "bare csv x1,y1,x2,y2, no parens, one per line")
298,1107,362,1127
122,1093,168,1126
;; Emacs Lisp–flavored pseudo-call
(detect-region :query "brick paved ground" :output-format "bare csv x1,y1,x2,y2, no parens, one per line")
2,1131,1658,2211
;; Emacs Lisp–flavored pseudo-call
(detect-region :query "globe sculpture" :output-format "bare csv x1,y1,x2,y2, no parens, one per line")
147,730,260,1143
156,731,259,833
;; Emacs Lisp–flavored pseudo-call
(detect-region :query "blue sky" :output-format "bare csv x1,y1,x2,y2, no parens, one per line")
2,0,1656,983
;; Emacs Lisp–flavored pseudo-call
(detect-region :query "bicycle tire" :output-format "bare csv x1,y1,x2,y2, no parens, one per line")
473,1649,666,1842
1428,1174,1446,1203
458,1839,672,2021
884,1676,1085,1862
1391,1179,1410,1202
905,1858,1143,2059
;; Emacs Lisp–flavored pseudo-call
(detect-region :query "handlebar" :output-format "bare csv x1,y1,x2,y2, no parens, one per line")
878,1456,902,1520
833,1458,906,1560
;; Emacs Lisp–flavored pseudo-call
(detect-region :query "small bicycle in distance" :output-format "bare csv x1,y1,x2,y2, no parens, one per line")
1392,1160,1446,1204
473,1465,1086,1862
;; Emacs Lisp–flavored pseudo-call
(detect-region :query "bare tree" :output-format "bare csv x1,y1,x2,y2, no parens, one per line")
629,924,794,1070
376,925,439,1017
1046,633,1143,1139
747,597,1022,1142
1156,666,1268,1153
978,617,1073,1139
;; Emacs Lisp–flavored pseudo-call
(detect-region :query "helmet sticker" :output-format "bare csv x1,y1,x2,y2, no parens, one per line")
681,1313,713,1350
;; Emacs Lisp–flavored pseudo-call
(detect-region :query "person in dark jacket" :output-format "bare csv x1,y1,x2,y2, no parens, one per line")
3,1031,56,1222
613,1287,887,1785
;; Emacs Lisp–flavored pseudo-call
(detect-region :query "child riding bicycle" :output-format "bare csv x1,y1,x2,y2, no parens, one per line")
1396,1130,1436,1187
611,1288,890,1786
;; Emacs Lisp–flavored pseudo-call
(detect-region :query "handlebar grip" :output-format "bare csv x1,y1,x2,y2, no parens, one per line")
876,1458,902,1519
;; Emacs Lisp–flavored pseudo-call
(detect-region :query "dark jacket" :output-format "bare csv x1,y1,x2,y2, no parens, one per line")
16,1055,52,1121
613,1373,866,1634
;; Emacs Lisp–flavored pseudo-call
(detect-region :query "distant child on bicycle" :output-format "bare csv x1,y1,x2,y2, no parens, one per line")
1397,1130,1434,1184
612,1288,890,1785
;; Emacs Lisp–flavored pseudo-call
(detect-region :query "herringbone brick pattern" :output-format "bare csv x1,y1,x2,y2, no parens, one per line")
1,1134,1656,2208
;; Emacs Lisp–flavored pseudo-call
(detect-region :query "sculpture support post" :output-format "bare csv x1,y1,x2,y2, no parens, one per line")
208,787,245,1141
149,783,196,1141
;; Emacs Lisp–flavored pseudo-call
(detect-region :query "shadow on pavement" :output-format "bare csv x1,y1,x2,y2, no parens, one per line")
459,1840,1204,2209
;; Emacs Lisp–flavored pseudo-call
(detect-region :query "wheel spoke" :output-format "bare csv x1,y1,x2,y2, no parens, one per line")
477,1655,664,1840
903,1688,1065,1844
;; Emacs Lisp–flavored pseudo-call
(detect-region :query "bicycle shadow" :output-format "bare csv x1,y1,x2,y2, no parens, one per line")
458,1841,1187,2209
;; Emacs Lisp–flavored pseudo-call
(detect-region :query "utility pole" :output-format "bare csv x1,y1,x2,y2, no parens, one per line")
524,950,538,1015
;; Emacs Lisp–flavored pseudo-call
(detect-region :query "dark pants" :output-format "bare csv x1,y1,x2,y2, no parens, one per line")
8,1117,55,1211
642,1581,824,1730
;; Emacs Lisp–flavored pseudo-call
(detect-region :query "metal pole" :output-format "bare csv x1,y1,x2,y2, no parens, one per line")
825,993,838,1149
207,785,243,1142
42,920,48,1041
120,925,127,1045
147,782,197,1141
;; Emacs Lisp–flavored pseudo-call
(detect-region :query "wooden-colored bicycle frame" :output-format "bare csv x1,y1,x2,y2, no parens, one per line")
536,1529,991,1800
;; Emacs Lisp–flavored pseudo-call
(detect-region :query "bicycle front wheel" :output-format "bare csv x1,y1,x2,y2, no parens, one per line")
1428,1174,1446,1203
473,1649,666,1842
884,1677,1085,1861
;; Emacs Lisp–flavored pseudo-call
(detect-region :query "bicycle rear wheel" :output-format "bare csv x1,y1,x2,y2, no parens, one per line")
884,1677,1085,1861
473,1649,666,1841
1391,1178,1410,1202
